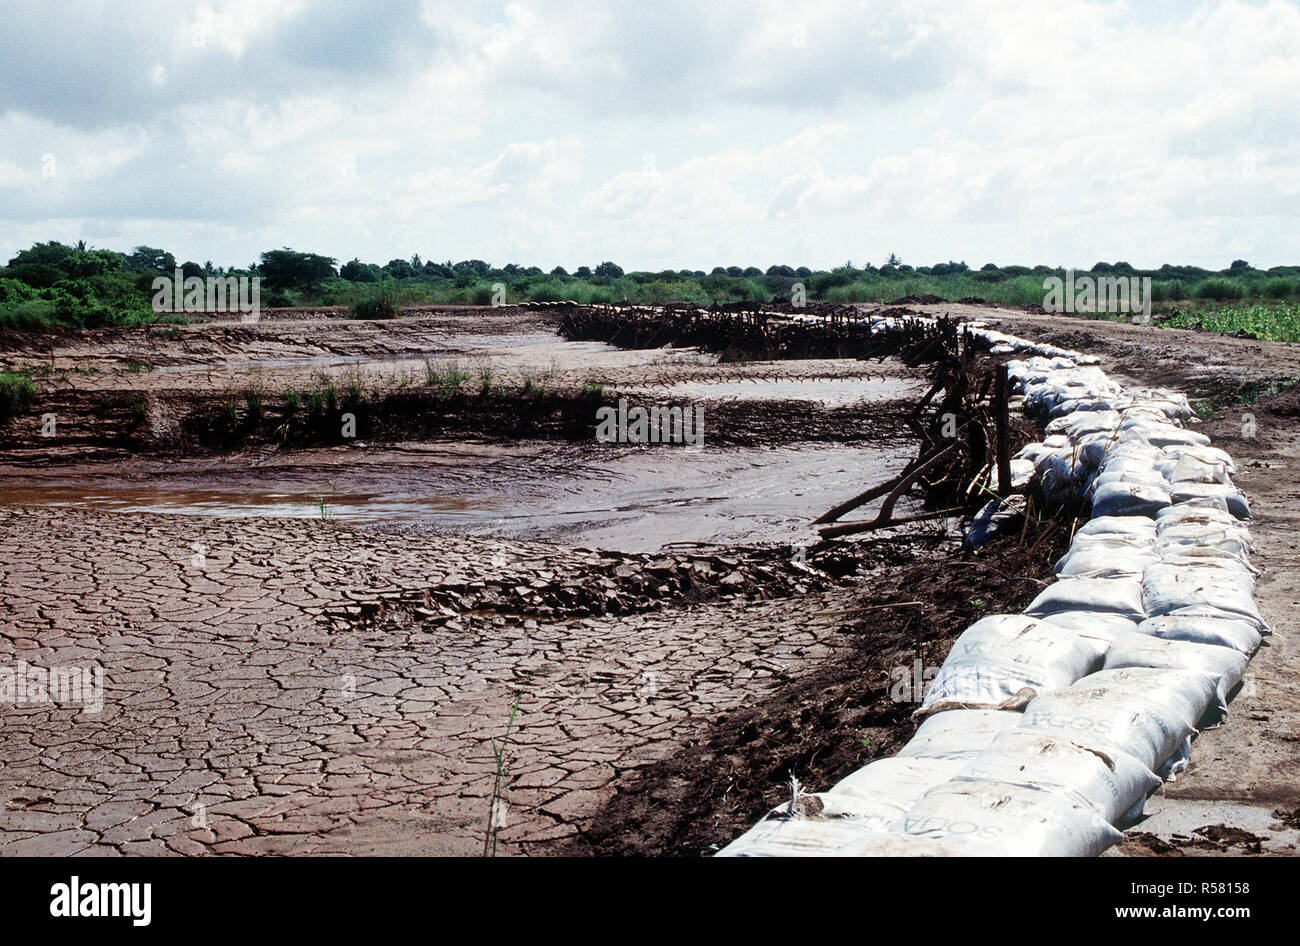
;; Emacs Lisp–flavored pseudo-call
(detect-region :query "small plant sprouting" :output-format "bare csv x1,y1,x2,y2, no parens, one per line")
314,483,337,520
484,694,521,857
342,368,369,408
244,388,264,422
425,359,470,398
307,372,338,411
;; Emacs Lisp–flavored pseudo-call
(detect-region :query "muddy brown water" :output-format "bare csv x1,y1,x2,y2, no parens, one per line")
0,439,916,553
0,324,925,552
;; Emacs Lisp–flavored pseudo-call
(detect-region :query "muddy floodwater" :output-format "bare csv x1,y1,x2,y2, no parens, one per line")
0,439,915,553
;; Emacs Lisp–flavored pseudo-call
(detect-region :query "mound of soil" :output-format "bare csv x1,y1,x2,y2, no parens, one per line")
561,524,1072,856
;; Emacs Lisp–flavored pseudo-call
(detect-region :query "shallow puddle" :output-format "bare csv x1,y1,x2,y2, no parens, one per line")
0,440,915,552
656,375,919,407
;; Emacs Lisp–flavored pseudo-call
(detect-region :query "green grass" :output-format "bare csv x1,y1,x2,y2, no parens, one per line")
306,373,339,411
243,389,264,422
425,359,470,397
1158,303,1300,342
0,372,35,423
342,371,370,408
1234,375,1298,405
0,299,56,332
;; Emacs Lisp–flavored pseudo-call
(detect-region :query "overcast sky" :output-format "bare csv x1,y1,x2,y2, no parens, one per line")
2,0,1298,271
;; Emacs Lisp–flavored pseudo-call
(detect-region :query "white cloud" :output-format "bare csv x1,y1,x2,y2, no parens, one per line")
2,0,1300,269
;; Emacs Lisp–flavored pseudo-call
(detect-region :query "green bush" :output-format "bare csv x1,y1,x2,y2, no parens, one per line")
466,282,498,306
0,299,55,331
1151,280,1185,302
350,281,402,319
1263,278,1295,299
527,280,566,303
1196,278,1245,301
0,373,35,424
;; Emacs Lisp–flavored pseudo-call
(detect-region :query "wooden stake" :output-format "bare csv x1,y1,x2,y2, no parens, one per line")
995,363,1013,496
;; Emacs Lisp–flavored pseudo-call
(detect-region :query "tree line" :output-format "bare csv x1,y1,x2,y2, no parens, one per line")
2,240,1298,331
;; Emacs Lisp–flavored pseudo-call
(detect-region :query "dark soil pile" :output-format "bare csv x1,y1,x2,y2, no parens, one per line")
561,521,1073,856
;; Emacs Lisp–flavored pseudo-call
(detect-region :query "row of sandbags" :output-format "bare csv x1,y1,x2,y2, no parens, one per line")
719,335,1263,857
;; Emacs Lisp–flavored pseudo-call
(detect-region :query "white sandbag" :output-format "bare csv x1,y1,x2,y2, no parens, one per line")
1091,468,1169,492
1156,507,1251,541
854,834,969,857
1156,529,1253,561
903,780,1123,856
1076,516,1157,541
828,756,969,817
1135,614,1262,655
954,729,1161,825
1055,543,1158,578
1158,552,1258,584
1156,508,1252,538
1159,444,1236,475
1141,563,1266,630
1118,419,1211,449
1097,454,1165,480
1034,452,1088,502
1136,391,1194,423
916,616,1098,717
1103,632,1248,715
965,494,1028,548
1157,493,1236,517
988,457,1035,493
897,708,1022,760
1103,439,1164,463
1047,410,1122,439
1090,480,1171,518
1024,577,1146,623
1015,441,1057,465
1076,433,1116,470
716,806,888,857
1159,549,1256,580
1168,482,1251,519
1018,667,1220,774
1163,453,1231,485
1037,610,1139,660
718,755,971,856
